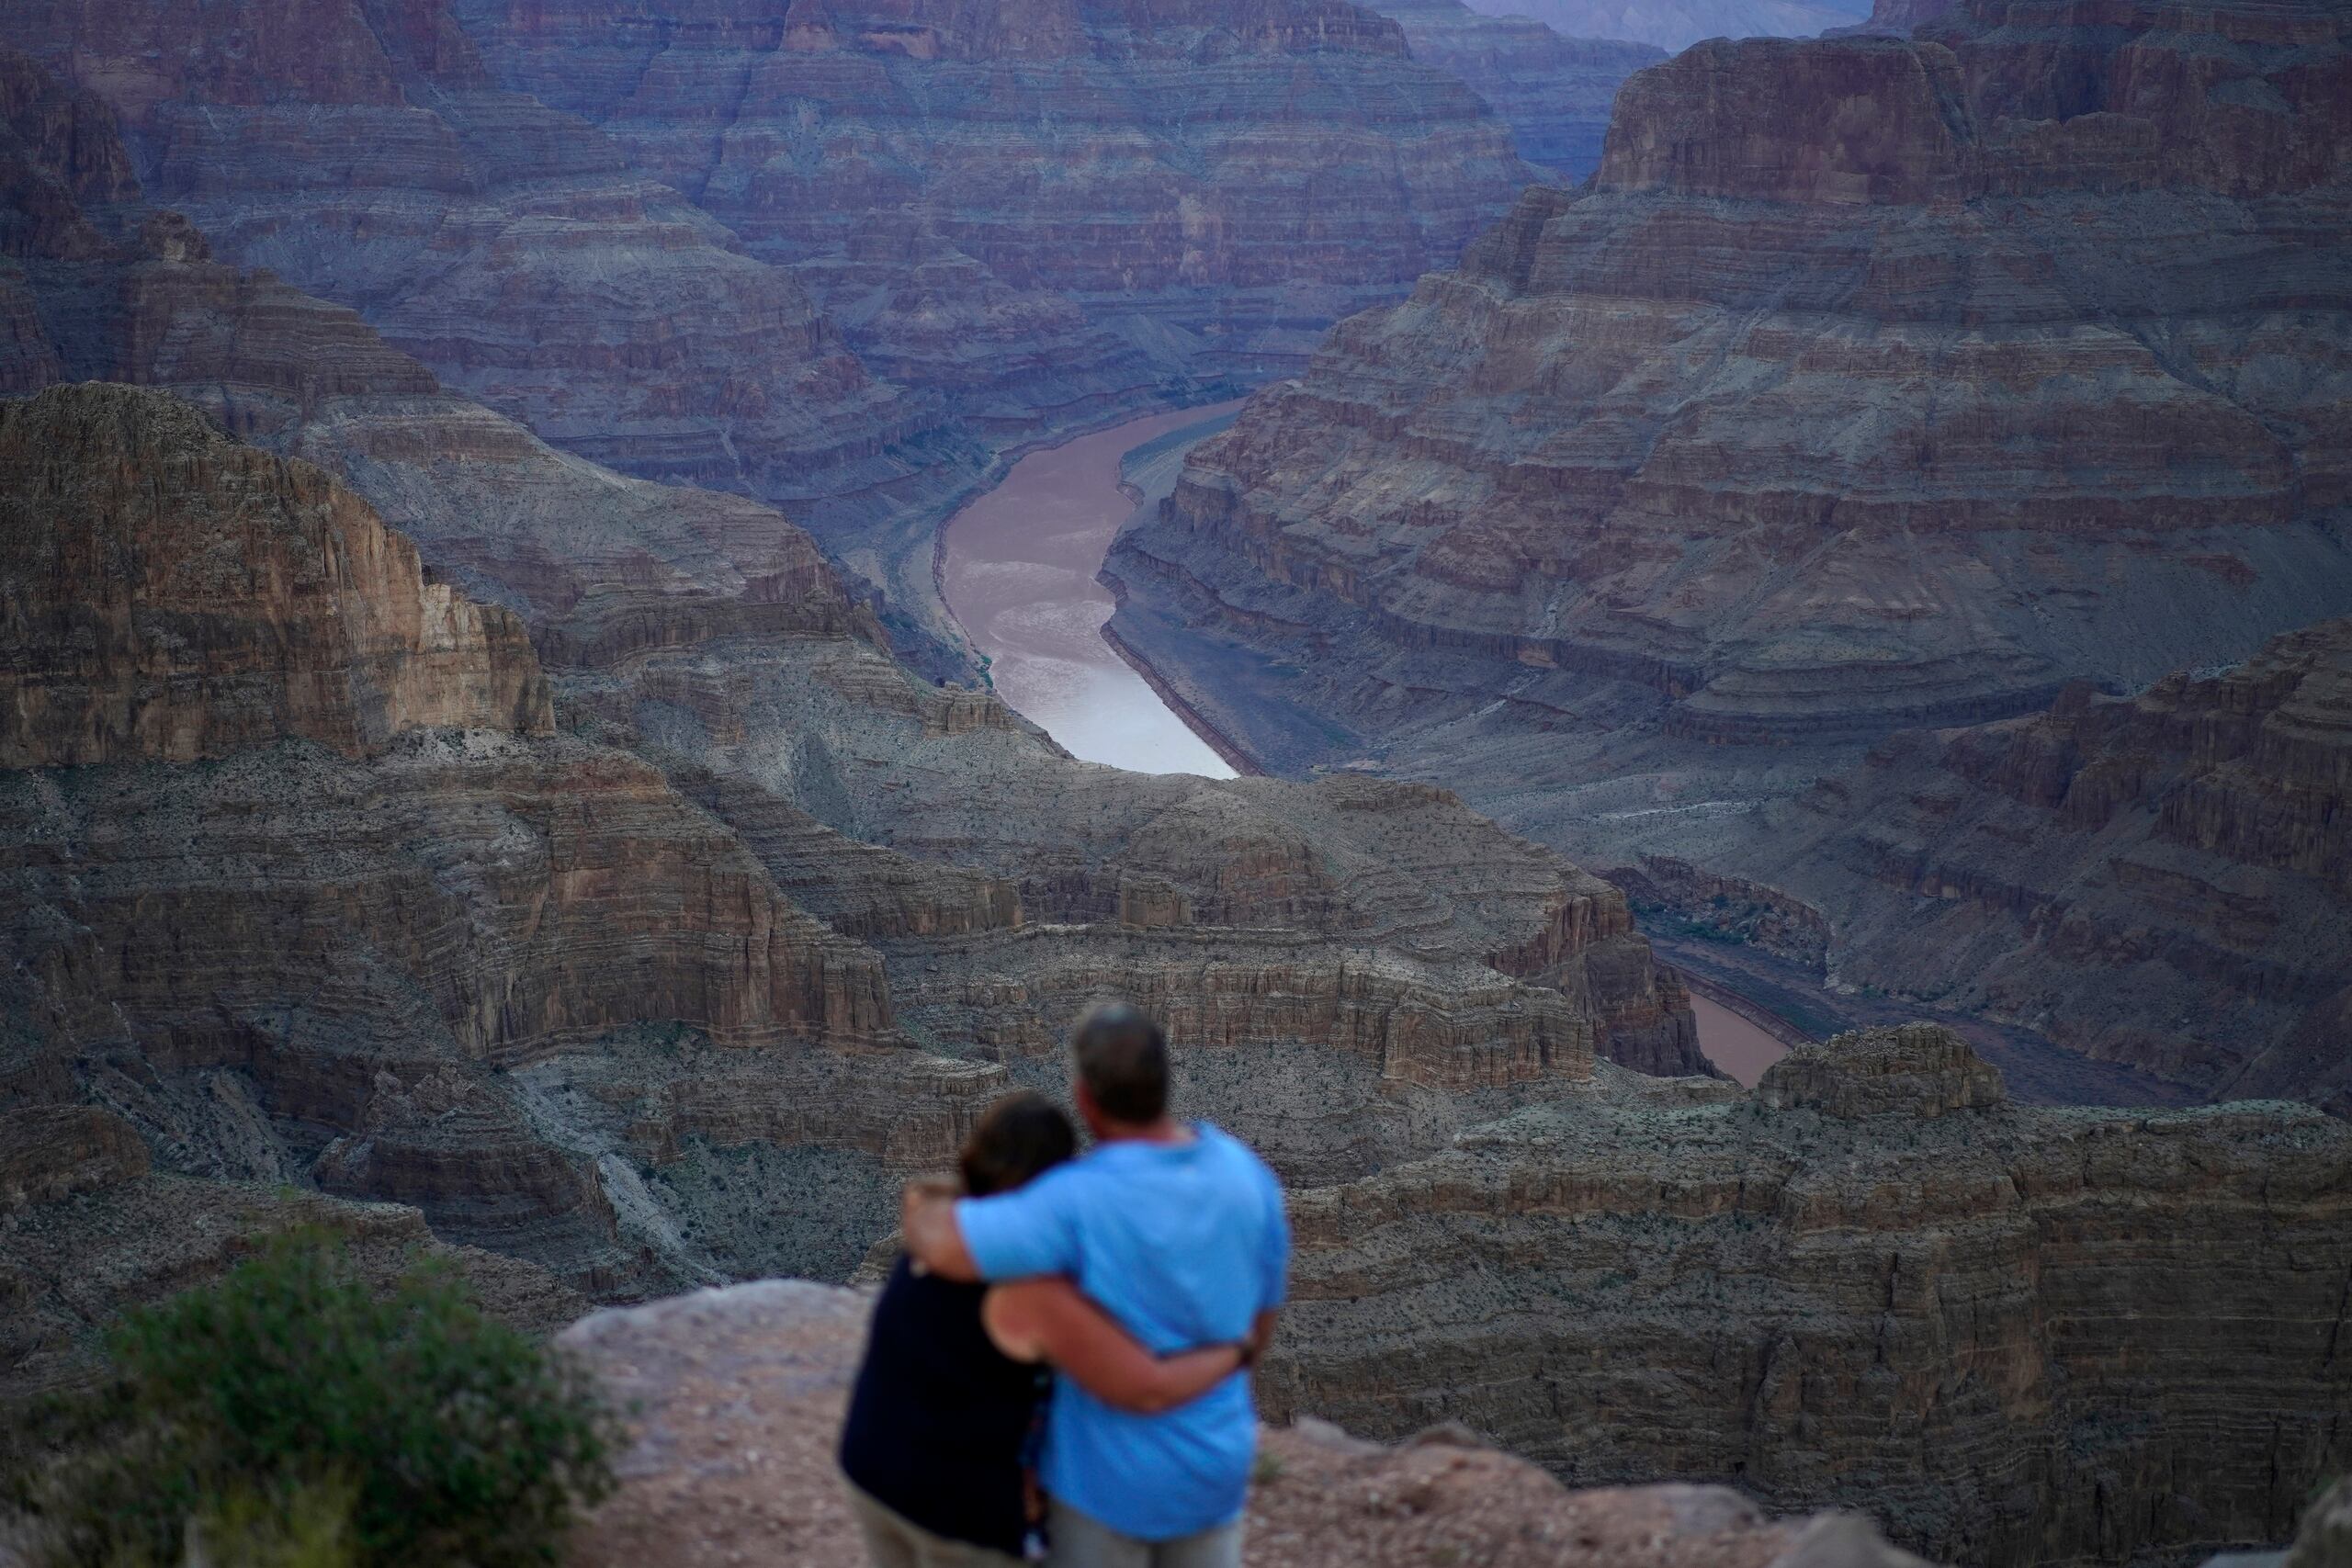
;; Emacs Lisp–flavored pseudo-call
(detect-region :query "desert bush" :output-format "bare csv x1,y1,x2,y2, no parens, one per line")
6,1231,617,1568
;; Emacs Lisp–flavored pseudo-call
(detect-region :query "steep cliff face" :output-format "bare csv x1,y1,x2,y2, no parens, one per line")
0,386,550,764
0,0,951,536
1124,0,2352,762
1108,0,2352,1103
0,0,1558,657
1,355,1700,1303
0,385,903,1289
1669,620,2352,1113
1269,1025,2352,1567
443,0,1536,421
1359,0,1663,179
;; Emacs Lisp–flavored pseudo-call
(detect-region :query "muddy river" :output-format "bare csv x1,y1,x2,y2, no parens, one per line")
943,403,1246,776
1690,995,1789,1087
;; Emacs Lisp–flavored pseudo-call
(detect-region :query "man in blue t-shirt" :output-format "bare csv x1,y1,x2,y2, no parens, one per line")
902,1003,1289,1567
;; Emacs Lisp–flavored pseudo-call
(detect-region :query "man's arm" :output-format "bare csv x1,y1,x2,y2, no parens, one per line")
982,1280,1245,1414
900,1178,981,1282
1246,1307,1279,1366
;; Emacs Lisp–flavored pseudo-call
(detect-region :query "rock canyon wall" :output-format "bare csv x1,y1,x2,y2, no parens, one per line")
0,357,1698,1353
0,0,1588,655
1268,1024,2352,1566
1110,0,2352,1103
1658,619,2352,1114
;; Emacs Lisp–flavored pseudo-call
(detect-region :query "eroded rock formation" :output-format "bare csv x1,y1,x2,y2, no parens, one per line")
0,355,1697,1325
1122,0,2352,761
0,0,941,532
1661,620,2352,1114
1106,0,2352,1101
0,387,550,764
1268,1025,2352,1566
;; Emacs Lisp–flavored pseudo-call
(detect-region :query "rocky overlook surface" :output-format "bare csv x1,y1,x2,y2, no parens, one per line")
555,1278,1936,1568
1270,1024,2352,1566
1108,0,2352,1100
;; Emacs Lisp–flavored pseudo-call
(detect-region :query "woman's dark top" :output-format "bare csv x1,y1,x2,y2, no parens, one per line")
839,1255,1048,1556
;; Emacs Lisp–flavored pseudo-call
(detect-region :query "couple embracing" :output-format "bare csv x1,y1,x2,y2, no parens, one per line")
840,1004,1288,1567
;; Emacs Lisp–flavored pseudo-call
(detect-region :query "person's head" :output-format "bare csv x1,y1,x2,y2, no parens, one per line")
958,1089,1079,1197
1070,1002,1170,1137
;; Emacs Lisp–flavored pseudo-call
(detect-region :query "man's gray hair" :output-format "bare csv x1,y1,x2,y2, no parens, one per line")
1072,1002,1169,1124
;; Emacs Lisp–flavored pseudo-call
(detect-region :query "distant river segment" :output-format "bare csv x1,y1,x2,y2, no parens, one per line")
944,404,1247,777
1689,995,1788,1087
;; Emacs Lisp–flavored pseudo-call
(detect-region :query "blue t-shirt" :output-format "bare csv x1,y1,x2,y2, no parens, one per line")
956,1123,1289,1541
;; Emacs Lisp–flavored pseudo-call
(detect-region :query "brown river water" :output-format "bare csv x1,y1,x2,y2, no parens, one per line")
943,403,1245,776
943,403,1790,1086
1690,995,1788,1087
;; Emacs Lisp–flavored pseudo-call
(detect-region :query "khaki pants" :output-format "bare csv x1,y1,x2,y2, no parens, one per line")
1046,1498,1243,1568
844,1479,1029,1568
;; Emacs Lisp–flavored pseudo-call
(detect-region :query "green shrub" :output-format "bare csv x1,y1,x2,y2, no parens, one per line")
9,1231,618,1568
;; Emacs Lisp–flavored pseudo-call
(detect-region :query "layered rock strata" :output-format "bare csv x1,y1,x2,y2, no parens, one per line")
0,373,1700,1313
0,1,946,535
0,388,550,764
1455,0,1866,52
1124,0,2352,761
1662,620,2352,1114
0,1105,586,1404
447,0,1536,410
1268,1025,2352,1566
1108,0,2352,1100
0,0,1562,652
557,1278,1934,1568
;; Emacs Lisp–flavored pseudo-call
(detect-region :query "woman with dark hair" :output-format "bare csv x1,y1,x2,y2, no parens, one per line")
839,1091,1246,1567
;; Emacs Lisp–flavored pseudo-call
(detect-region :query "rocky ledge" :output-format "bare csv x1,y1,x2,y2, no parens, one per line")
555,1278,1934,1568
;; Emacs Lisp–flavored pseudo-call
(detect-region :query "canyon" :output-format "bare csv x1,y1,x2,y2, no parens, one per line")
0,0,1628,661
1110,0,2352,1103
0,0,2347,1558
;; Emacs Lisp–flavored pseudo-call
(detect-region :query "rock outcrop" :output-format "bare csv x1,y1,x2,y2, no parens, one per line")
0,386,550,765
1668,620,2352,1115
0,1111,586,1402
556,1278,1935,1568
2,360,1698,1329
1269,1025,2352,1566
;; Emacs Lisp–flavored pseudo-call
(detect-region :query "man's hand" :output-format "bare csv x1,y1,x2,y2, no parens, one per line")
901,1177,982,1281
